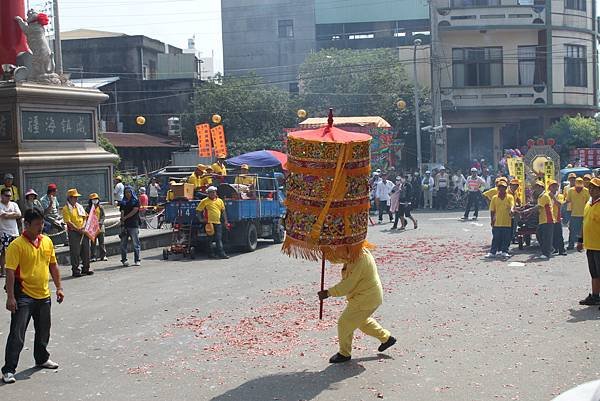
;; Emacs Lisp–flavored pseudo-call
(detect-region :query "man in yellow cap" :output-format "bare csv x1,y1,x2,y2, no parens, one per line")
234,164,256,187
187,164,206,188
486,180,514,258
548,180,566,256
566,177,590,250
583,174,593,189
483,177,508,203
562,173,577,225
212,154,227,176
61,189,92,277
577,177,600,305
318,248,396,363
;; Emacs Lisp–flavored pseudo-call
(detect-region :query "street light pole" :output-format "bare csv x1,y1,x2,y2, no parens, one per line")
53,0,63,74
413,38,422,173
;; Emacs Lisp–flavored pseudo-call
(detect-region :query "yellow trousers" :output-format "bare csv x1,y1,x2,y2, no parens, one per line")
337,305,391,357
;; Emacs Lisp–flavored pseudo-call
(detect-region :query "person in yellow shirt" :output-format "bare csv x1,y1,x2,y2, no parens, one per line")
577,177,600,305
562,173,577,225
211,154,228,176
522,181,554,259
482,177,507,202
61,188,91,277
166,181,176,202
0,173,20,202
508,179,522,207
187,164,206,188
583,174,593,189
234,164,257,187
196,186,229,259
548,180,566,256
566,177,590,250
318,248,396,363
486,181,514,258
2,209,64,383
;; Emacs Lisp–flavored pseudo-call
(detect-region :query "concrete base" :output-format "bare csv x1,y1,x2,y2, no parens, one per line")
55,228,172,266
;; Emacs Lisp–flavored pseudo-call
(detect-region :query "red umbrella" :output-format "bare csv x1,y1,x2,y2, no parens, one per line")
282,110,372,319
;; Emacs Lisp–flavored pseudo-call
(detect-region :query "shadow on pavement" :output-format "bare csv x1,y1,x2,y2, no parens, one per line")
209,358,380,401
0,366,41,386
567,307,600,323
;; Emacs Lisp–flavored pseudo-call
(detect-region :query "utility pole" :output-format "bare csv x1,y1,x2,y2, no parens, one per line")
413,38,423,173
429,0,445,164
52,0,63,74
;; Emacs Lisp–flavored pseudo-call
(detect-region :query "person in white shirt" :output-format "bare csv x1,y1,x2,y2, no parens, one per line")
0,187,22,278
452,170,466,195
435,167,450,210
148,178,161,206
422,171,434,209
113,175,125,205
462,168,486,220
481,169,492,190
375,173,394,223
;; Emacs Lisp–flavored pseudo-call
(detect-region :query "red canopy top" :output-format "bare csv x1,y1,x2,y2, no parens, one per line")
288,109,371,144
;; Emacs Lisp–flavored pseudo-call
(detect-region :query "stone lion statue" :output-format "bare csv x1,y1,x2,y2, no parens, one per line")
14,10,66,85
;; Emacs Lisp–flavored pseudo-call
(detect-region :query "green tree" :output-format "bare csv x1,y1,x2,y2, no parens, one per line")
98,131,120,165
183,74,299,155
546,114,600,161
298,48,431,165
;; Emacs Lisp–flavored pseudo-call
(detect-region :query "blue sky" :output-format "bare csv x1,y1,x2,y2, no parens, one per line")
29,0,224,72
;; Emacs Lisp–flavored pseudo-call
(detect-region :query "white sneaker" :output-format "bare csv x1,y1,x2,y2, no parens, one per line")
2,372,16,383
133,261,141,266
495,251,503,257
485,253,495,258
502,252,511,258
37,359,59,369
101,257,108,261
122,261,129,267
535,255,550,260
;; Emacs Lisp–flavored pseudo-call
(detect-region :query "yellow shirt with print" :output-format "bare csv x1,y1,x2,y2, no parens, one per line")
567,187,590,217
537,192,554,224
483,187,498,202
490,194,514,227
200,175,213,187
6,235,56,299
211,163,227,176
0,184,20,202
563,185,572,211
61,204,86,229
234,175,256,186
196,197,225,224
328,248,383,311
583,200,600,251
187,173,204,188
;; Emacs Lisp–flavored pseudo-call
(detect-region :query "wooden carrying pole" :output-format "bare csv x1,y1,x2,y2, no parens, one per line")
319,258,325,320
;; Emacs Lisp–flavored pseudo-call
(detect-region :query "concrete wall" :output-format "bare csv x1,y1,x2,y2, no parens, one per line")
551,0,594,30
399,45,432,88
222,0,317,90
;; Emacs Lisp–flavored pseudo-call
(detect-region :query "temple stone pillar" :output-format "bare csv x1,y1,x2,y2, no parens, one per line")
0,82,119,204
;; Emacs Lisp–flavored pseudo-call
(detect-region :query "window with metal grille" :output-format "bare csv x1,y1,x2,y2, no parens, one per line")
452,47,503,87
565,0,586,11
278,19,294,38
450,0,500,7
564,45,587,87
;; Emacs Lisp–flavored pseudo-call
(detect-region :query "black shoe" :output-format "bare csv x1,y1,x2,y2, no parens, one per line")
329,353,351,364
378,336,397,352
461,216,468,220
579,293,600,306
219,254,230,259
552,250,559,255
83,271,94,276
559,251,567,256
72,271,82,278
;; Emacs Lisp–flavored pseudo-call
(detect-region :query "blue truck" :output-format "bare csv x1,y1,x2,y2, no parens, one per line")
163,175,285,258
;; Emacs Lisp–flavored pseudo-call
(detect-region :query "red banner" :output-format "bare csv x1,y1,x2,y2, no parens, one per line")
211,125,227,156
196,124,212,157
83,205,100,241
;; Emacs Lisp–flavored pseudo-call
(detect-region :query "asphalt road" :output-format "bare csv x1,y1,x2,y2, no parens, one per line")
1,209,599,401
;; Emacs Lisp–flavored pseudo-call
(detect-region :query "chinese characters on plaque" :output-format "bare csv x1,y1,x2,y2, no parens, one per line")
21,111,93,140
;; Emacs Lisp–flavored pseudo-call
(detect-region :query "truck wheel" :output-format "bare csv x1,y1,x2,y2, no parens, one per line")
272,220,285,244
243,223,258,252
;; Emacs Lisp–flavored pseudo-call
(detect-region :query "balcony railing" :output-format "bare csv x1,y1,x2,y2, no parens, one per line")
437,3,546,29
441,85,547,108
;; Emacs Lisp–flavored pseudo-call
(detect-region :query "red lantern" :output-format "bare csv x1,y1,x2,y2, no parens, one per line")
547,138,556,146
536,138,545,146
527,139,535,148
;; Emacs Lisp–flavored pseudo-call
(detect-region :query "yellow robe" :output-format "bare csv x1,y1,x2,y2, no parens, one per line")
327,248,390,357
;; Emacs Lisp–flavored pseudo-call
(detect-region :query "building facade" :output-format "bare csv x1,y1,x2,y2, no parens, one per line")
433,0,599,167
221,0,432,91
